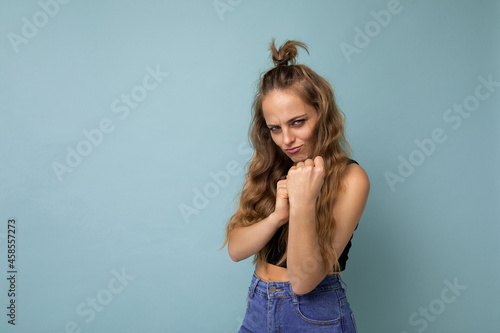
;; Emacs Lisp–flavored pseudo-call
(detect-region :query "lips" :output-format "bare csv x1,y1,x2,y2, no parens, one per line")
285,146,302,154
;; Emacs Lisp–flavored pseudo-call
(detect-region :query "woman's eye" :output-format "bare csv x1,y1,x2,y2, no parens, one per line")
294,119,305,125
269,126,280,132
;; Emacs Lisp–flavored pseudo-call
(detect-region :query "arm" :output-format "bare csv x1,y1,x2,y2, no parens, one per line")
287,160,370,295
228,178,290,262
228,212,285,262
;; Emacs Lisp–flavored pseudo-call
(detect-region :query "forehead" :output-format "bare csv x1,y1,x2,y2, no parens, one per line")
261,90,313,122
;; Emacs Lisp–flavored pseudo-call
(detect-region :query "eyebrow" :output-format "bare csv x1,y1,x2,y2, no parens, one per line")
266,114,307,128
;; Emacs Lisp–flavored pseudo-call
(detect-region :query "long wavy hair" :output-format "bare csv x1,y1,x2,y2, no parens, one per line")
220,39,353,273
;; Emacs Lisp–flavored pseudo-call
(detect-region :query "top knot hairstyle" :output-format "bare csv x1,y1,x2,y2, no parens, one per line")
270,39,307,67
221,39,353,273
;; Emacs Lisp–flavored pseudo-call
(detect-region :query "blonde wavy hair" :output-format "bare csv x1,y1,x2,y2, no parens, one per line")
220,39,353,273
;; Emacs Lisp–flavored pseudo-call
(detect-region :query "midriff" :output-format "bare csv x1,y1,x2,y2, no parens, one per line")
255,260,341,282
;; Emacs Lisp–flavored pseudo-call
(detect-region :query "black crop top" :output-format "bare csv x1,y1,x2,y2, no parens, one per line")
266,159,360,272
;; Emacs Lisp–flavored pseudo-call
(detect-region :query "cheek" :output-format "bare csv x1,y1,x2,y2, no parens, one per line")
270,134,280,146
300,128,315,143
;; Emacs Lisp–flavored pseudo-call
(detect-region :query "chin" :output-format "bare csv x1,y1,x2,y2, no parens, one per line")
283,151,304,164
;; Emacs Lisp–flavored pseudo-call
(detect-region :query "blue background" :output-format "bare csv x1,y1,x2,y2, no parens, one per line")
0,0,498,332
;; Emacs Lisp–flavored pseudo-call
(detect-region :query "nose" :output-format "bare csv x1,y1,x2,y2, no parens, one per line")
282,128,295,145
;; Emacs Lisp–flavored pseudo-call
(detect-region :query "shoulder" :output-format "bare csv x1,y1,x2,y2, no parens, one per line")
334,161,370,213
343,161,370,192
329,161,370,258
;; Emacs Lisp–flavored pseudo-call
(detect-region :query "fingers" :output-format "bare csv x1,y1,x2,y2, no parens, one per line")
313,156,324,177
290,156,324,169
313,156,324,170
277,179,288,198
277,179,288,191
303,159,314,167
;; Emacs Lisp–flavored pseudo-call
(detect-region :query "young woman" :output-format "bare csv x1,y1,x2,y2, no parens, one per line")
221,39,370,332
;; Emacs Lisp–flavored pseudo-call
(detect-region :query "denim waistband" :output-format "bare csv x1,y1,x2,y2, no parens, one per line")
248,271,344,304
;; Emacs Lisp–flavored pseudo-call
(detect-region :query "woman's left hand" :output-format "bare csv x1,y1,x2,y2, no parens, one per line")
286,156,325,207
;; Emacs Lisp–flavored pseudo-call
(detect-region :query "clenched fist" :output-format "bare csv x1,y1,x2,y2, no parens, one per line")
286,156,325,207
274,178,289,226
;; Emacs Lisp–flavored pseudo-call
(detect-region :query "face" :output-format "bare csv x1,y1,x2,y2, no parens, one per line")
261,89,319,165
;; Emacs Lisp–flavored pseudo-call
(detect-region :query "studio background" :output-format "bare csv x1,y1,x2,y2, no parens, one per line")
0,0,498,332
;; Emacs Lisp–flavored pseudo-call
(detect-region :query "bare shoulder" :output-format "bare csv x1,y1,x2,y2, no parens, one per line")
333,162,370,216
329,161,370,261
343,162,370,193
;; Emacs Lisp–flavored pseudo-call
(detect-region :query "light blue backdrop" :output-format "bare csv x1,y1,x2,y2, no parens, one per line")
1,0,498,332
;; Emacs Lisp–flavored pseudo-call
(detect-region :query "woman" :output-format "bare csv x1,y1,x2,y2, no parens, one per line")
221,39,370,332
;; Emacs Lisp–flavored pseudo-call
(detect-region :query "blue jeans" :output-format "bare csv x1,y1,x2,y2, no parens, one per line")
238,271,357,333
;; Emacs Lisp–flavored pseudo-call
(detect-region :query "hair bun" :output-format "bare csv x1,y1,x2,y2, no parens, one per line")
270,39,309,67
